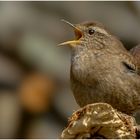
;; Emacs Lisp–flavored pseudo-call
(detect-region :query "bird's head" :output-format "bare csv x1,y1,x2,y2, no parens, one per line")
58,20,112,49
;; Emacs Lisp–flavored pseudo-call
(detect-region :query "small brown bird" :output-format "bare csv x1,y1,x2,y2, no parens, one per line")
59,20,140,116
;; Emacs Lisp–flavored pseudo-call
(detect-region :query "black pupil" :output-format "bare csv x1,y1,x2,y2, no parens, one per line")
88,29,95,35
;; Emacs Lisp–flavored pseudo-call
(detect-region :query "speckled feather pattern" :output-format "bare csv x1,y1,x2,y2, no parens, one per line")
70,21,140,115
130,44,140,73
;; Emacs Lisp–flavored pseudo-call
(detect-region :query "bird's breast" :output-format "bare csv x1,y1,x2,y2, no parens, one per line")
71,50,98,86
70,50,140,114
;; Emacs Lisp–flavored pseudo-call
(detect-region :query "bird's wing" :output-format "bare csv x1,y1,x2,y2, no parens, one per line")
130,44,140,66
130,44,140,74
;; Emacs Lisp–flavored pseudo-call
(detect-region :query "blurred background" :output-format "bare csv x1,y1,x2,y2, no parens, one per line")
0,1,140,138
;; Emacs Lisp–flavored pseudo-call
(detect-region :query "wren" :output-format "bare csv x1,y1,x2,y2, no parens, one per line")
59,20,140,116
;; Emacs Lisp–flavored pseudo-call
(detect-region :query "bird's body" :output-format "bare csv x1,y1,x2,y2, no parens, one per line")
60,20,140,116
70,42,140,115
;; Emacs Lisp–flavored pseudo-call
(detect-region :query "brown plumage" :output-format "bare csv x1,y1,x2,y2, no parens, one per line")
130,44,140,73
59,20,140,116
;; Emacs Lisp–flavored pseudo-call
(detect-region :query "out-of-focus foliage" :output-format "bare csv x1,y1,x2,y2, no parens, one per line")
0,1,140,138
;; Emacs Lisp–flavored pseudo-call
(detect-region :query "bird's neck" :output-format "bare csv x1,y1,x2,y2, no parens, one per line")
70,46,97,86
71,45,86,63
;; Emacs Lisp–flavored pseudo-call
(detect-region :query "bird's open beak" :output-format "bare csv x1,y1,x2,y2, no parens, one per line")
58,19,83,47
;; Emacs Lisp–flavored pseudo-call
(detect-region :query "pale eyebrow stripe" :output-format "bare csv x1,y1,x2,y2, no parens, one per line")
93,27,109,36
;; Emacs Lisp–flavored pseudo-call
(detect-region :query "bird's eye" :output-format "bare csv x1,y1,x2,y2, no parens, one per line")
88,28,95,35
